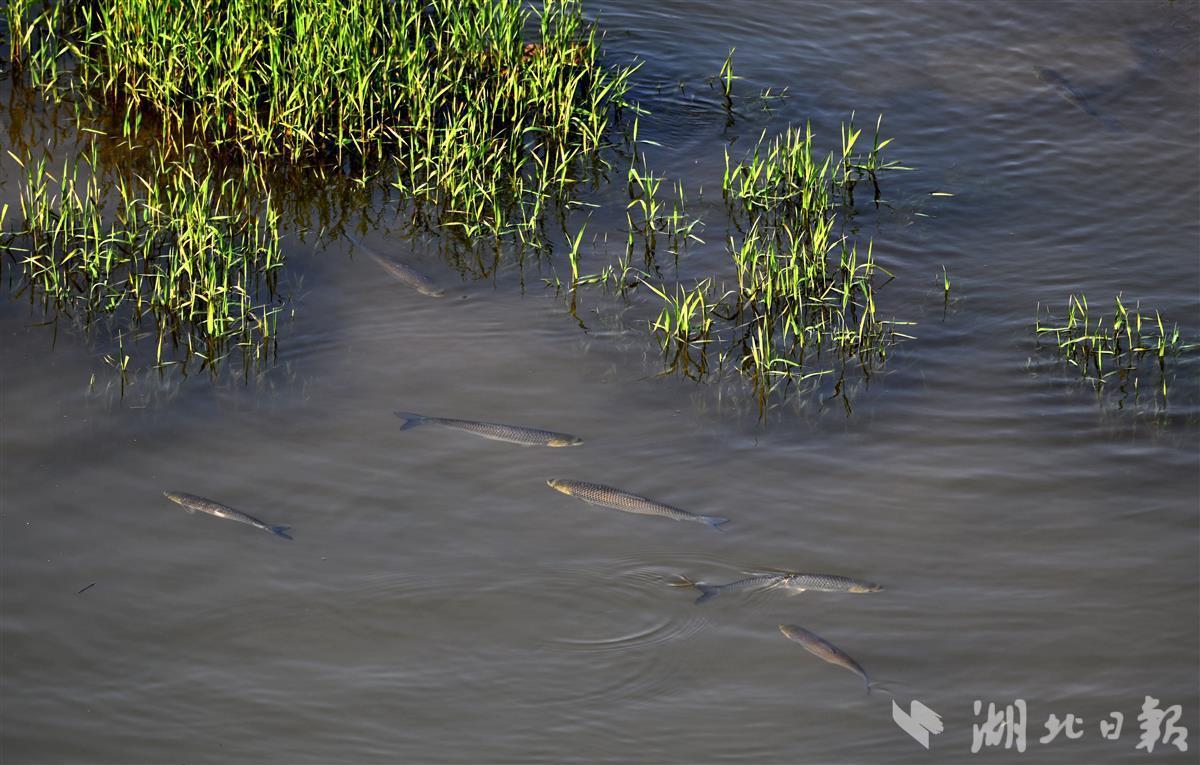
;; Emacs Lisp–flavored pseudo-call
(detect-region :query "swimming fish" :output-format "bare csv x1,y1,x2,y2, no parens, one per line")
163,491,292,540
546,479,729,530
1034,66,1122,131
779,624,877,693
349,236,444,297
395,412,583,447
685,572,882,604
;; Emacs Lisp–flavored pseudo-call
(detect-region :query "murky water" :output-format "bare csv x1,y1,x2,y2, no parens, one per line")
2,1,1198,762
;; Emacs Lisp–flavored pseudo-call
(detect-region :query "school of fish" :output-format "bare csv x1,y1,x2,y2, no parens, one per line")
164,401,888,695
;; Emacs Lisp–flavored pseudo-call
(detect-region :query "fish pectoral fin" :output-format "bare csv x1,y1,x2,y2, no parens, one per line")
182,506,197,514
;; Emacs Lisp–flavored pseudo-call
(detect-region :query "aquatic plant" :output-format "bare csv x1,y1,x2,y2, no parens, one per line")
641,118,910,408
625,130,704,265
718,47,738,101
1036,293,1193,400
10,0,635,241
723,117,905,226
2,0,64,81
3,0,642,388
4,145,283,372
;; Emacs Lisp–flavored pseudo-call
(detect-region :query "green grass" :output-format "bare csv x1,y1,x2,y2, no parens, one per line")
5,144,283,372
2,4,945,413
637,117,910,407
1036,293,1192,401
8,0,635,241
625,122,704,266
723,116,906,225
718,47,738,101
2,0,638,384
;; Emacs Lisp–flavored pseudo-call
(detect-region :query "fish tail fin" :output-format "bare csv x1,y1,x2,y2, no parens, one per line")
694,583,722,604
866,679,898,697
394,412,428,430
270,525,293,540
702,515,730,531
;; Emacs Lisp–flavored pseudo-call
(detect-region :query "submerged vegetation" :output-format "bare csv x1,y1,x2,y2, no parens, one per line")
6,0,635,239
634,118,911,408
1,0,928,411
2,0,636,382
1036,294,1193,403
6,145,282,375
10,2,1182,417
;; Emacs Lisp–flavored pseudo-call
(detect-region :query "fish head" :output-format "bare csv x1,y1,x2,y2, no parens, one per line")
547,436,584,448
546,479,572,494
666,575,697,588
778,624,804,641
163,491,197,513
851,582,883,593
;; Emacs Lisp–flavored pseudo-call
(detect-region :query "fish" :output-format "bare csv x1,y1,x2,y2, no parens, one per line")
163,491,292,539
1034,66,1122,131
546,479,729,530
684,572,882,604
349,236,444,297
779,624,877,693
395,412,583,447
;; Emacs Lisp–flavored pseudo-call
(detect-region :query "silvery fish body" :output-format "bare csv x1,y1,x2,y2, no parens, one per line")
779,624,875,693
163,491,292,539
396,412,582,447
547,479,728,530
691,572,882,604
350,237,444,297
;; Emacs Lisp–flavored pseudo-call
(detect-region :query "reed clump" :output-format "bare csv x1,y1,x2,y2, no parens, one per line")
3,0,637,385
8,0,635,239
6,145,283,370
642,117,910,406
1036,293,1192,400
625,126,704,267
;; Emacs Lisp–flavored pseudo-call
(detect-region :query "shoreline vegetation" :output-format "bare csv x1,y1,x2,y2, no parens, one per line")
0,1,1192,412
2,0,635,381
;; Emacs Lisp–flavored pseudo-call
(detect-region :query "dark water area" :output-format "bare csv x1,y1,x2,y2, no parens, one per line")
2,1,1198,763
